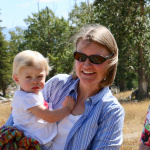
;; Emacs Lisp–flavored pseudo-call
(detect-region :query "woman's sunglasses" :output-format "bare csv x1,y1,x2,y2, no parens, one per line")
74,51,114,64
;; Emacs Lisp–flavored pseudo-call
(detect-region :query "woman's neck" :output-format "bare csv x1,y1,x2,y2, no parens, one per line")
72,82,102,116
78,83,101,101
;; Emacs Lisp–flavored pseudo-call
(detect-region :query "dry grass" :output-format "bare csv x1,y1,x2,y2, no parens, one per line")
120,100,149,150
113,91,149,149
0,102,11,126
0,94,149,150
114,90,133,101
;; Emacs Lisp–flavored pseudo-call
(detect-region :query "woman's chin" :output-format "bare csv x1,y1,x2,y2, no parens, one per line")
79,78,98,87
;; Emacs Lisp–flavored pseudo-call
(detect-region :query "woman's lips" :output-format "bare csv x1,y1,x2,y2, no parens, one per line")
82,71,95,74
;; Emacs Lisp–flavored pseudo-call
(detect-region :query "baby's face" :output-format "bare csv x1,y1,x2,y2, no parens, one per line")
16,66,46,94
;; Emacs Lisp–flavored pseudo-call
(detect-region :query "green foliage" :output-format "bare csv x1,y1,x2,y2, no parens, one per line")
5,1,150,99
68,0,150,98
69,2,95,27
0,28,12,95
93,0,149,77
9,27,26,55
8,7,75,78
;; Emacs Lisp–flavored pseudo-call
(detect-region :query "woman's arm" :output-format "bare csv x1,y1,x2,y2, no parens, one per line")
90,105,125,150
28,96,75,123
5,113,14,126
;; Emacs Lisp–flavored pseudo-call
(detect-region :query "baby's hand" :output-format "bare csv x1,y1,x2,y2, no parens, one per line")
63,96,75,112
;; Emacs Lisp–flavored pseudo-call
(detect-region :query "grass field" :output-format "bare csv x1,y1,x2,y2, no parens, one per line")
0,91,149,150
120,101,148,150
0,102,11,126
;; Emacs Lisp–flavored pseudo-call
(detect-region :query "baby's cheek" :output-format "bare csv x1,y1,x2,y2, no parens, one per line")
41,82,45,89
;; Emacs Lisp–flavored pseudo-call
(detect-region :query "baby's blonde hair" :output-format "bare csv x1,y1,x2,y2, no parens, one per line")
13,50,51,75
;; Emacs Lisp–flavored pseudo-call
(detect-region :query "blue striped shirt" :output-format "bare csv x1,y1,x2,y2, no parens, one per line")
5,74,125,150
42,74,125,150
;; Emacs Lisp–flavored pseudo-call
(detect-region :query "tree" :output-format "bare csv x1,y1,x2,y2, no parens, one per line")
8,7,75,78
136,1,150,99
69,0,150,99
93,0,150,99
8,27,26,55
69,1,95,27
23,7,75,77
69,1,134,91
0,28,12,96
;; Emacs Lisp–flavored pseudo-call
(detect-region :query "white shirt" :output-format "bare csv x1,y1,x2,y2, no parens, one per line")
11,90,57,145
51,114,81,150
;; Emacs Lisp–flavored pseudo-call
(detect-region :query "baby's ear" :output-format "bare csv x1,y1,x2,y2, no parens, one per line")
12,75,19,84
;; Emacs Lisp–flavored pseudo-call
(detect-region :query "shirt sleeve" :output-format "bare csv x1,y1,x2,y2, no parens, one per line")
23,93,43,110
42,75,59,103
90,104,125,150
4,93,43,127
42,74,70,103
140,105,150,146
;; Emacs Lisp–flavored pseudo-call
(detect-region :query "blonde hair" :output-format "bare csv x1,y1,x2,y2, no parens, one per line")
71,24,118,88
13,50,51,75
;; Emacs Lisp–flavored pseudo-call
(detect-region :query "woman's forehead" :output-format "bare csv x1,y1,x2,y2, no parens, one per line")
76,39,92,50
77,39,110,53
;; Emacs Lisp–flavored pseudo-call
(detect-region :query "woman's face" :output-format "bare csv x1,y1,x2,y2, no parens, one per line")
75,40,111,89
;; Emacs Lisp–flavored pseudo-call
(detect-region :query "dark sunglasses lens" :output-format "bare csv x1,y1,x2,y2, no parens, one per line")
74,52,86,62
89,55,105,64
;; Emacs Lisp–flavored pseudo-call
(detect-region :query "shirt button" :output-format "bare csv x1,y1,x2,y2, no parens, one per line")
87,98,90,101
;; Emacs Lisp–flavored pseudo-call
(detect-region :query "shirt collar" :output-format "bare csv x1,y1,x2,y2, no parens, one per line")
89,87,111,105
68,76,79,99
68,75,111,105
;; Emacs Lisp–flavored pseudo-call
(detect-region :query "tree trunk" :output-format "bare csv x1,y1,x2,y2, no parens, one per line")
137,1,148,100
137,46,148,100
119,79,126,92
1,80,6,97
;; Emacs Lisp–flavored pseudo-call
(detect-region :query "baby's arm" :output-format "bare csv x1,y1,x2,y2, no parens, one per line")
62,96,75,111
28,96,75,123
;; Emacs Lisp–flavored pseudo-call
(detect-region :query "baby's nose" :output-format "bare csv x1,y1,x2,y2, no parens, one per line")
32,78,38,84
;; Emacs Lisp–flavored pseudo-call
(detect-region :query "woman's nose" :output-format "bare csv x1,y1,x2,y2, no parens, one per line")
83,58,92,67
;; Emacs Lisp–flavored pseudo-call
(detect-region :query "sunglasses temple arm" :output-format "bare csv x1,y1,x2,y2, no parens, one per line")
106,53,114,59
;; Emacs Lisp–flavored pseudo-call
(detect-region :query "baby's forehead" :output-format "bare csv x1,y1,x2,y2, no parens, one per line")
19,65,46,73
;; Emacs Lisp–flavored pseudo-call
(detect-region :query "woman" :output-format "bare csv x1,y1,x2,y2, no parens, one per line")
6,24,124,149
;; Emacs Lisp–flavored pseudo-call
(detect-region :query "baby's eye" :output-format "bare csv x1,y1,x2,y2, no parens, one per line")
38,75,43,78
26,76,31,79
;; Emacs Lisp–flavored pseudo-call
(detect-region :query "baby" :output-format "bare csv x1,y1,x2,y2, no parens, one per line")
11,50,75,148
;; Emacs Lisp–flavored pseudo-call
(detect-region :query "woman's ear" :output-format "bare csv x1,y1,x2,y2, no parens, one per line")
12,74,19,84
